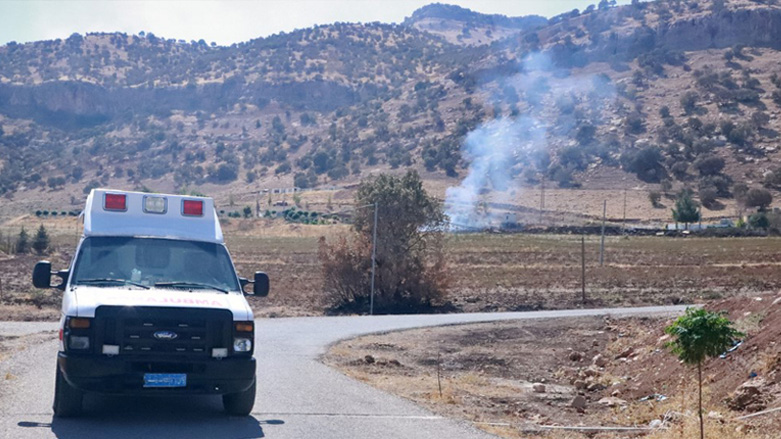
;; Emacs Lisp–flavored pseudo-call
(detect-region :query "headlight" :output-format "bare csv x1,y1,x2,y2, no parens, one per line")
69,336,90,350
233,338,252,352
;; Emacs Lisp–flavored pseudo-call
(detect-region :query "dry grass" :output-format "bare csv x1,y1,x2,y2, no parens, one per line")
325,311,781,439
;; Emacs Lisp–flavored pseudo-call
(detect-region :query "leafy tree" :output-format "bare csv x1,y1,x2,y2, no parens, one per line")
665,308,742,439
242,206,253,219
745,188,772,211
748,212,769,229
681,91,699,114
622,146,665,182
319,171,447,314
649,191,662,207
32,224,50,255
672,191,700,229
15,227,29,254
693,155,724,176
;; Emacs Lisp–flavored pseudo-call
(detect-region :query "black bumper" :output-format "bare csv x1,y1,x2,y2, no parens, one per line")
58,352,256,395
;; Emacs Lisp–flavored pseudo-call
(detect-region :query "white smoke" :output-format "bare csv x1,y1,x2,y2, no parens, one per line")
445,117,545,228
444,51,617,230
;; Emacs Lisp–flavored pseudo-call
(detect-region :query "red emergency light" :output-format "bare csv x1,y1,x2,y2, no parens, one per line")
182,200,204,216
104,193,127,211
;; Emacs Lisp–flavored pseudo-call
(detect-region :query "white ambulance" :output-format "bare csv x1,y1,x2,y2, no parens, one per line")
32,189,268,417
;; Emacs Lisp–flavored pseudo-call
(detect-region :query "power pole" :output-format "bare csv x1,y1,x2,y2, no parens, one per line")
370,202,378,316
539,174,545,225
581,236,586,304
622,189,627,234
599,200,606,266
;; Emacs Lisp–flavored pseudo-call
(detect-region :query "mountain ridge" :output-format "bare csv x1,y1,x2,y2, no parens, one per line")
1,0,781,221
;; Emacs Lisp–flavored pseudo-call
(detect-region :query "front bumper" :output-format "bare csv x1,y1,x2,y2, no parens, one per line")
58,352,256,395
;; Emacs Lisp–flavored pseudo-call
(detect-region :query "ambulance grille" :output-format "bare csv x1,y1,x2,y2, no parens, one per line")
94,306,232,358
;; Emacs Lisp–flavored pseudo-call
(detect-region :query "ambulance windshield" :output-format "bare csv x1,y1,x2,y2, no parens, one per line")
71,237,241,293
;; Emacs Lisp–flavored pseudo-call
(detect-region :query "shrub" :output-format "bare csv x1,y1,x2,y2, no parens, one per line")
693,155,725,176
319,171,447,314
745,188,773,211
680,91,699,114
671,162,689,180
749,212,769,229
575,124,596,145
622,146,665,182
649,191,662,207
699,186,719,209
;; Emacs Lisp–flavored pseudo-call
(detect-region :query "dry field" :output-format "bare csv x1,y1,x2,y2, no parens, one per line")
325,294,781,438
1,216,781,320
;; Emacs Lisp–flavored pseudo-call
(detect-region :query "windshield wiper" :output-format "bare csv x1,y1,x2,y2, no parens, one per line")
77,278,150,289
154,282,229,294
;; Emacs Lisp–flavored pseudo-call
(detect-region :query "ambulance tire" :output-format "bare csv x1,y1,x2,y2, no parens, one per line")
53,366,83,417
223,377,256,416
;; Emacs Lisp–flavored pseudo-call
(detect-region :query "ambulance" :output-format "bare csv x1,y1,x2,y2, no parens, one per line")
32,189,268,417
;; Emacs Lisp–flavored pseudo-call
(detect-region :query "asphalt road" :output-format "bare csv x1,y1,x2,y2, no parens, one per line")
0,305,688,439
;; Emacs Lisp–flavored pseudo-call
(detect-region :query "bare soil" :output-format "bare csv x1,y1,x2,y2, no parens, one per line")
2,216,781,320
325,294,781,438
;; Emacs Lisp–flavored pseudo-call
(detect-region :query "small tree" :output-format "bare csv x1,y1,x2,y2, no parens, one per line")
665,308,743,439
672,191,701,229
15,227,29,254
649,191,662,207
32,224,50,255
748,212,769,229
242,206,253,219
319,171,447,313
745,188,773,211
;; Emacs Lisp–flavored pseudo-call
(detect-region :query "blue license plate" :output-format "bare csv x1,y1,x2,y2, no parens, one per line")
144,373,187,388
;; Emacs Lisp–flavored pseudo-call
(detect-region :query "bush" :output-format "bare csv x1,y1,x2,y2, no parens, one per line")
745,188,773,211
671,162,689,180
693,155,725,176
749,212,769,229
681,91,699,114
622,146,665,182
699,186,719,209
649,191,662,207
319,171,447,314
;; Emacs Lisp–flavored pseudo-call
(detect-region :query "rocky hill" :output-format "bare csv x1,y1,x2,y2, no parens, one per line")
1,0,781,222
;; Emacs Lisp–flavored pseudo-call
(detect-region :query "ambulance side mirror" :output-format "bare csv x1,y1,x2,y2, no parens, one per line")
32,261,52,289
253,272,269,297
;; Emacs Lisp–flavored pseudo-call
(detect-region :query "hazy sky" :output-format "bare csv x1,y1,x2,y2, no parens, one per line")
0,1,632,46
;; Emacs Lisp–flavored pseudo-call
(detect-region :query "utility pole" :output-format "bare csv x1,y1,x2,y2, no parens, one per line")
539,174,545,225
581,236,586,304
599,200,606,267
622,188,627,234
370,202,378,316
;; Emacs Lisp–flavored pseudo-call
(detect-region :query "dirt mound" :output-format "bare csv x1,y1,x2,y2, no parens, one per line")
605,293,781,413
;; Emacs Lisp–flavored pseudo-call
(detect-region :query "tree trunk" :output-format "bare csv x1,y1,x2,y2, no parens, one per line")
698,362,704,439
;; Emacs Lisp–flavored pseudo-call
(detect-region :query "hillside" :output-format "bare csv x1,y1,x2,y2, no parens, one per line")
2,0,781,225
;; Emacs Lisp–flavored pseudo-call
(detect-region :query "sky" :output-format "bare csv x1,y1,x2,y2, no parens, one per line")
0,0,632,46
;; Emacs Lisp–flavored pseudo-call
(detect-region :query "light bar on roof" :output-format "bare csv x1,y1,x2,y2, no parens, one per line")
143,196,167,214
182,200,204,216
104,193,127,211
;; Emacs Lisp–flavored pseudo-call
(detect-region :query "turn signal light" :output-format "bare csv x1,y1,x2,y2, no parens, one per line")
104,193,126,211
182,200,203,216
68,317,91,329
234,322,253,333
